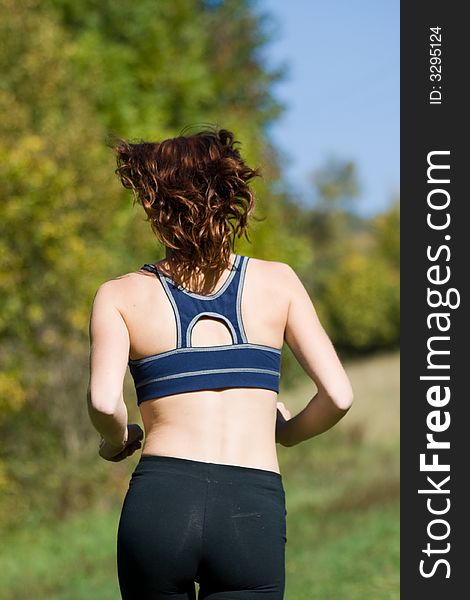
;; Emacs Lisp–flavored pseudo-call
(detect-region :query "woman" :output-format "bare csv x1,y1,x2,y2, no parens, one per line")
87,127,353,599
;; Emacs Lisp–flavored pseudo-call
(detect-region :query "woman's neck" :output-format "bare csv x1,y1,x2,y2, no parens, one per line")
164,248,236,265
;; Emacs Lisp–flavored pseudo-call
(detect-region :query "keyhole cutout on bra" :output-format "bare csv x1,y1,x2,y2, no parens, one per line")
190,316,234,347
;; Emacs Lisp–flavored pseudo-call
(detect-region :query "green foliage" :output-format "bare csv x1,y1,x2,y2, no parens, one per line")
320,251,399,350
373,197,400,269
0,4,128,517
296,161,400,353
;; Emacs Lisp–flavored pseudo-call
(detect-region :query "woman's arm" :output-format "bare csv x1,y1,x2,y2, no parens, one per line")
87,281,130,447
276,264,354,447
276,392,350,447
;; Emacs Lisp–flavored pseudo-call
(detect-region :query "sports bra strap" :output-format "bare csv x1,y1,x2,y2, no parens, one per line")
142,254,250,349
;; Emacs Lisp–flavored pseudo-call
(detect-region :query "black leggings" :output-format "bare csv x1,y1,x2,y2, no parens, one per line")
117,454,287,599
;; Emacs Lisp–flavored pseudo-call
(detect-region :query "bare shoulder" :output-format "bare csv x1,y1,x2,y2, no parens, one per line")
247,256,299,293
247,256,294,279
91,268,150,305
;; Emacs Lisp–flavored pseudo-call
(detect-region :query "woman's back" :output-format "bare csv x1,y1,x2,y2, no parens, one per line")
112,253,290,472
87,127,353,599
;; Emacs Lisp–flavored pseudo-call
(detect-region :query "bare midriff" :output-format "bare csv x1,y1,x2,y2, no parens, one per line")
138,387,281,474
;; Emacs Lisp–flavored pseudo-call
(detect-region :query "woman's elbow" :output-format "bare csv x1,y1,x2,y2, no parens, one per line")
336,392,354,411
328,387,354,411
87,386,122,416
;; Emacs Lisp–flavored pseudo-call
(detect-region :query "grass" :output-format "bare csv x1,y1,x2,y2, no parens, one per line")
278,350,400,599
0,351,399,599
0,505,121,600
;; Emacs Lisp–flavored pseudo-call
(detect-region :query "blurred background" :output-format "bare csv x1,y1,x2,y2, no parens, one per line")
0,0,399,598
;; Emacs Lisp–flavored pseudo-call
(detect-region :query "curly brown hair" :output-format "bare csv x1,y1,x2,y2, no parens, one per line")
109,126,261,291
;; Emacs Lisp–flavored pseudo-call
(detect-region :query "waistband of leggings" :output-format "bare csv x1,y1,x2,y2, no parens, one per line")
137,453,283,484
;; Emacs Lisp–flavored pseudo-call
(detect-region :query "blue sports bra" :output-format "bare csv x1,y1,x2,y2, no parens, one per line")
128,254,282,405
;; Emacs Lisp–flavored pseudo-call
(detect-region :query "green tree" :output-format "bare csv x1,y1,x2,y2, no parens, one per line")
373,197,400,269
320,251,399,351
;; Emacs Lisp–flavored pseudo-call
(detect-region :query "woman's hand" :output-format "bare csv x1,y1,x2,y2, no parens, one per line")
99,424,144,462
275,401,292,446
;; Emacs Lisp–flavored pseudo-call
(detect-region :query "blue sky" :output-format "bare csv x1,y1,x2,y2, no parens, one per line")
256,0,399,216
